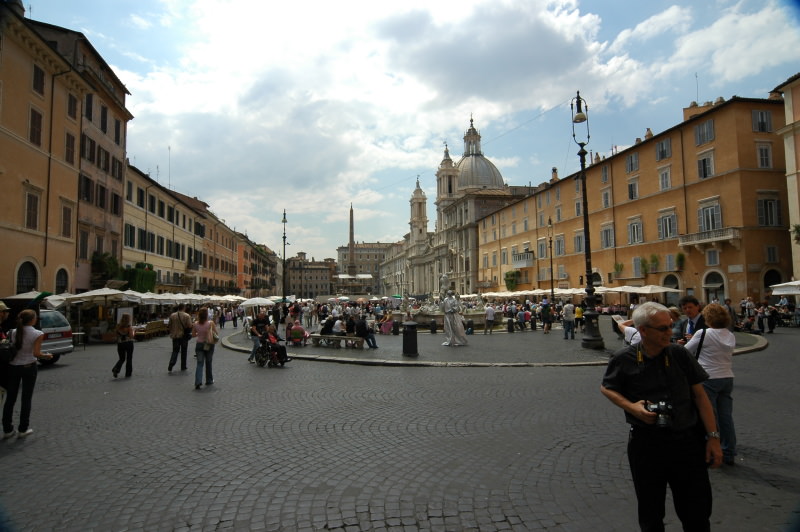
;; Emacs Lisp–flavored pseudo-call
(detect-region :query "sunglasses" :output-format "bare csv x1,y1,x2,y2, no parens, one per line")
645,324,672,332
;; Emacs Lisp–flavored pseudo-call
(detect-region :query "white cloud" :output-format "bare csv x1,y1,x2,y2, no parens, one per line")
608,6,692,54
115,0,800,260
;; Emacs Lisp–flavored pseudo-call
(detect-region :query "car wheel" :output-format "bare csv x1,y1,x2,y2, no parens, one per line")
39,354,60,365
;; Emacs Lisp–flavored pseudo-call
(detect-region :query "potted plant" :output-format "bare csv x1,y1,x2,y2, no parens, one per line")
649,254,660,273
676,252,685,271
793,224,800,244
613,262,624,280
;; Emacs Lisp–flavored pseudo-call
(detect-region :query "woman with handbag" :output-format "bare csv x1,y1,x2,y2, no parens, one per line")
685,303,737,465
112,313,135,378
191,307,218,390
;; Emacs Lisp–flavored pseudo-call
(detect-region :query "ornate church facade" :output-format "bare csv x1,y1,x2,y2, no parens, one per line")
379,119,530,298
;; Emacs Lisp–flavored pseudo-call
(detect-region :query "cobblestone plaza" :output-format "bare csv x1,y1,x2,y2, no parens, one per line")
0,319,797,531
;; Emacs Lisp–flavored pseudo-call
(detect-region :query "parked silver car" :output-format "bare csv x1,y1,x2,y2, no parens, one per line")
38,309,73,364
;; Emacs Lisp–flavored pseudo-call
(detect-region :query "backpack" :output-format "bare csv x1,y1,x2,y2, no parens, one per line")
0,335,17,365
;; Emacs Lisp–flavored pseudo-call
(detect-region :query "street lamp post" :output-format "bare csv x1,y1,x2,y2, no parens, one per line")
571,91,604,349
281,209,288,303
547,216,555,303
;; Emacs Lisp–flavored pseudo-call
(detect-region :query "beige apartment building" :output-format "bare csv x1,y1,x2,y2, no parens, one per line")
289,252,336,300
169,191,237,295
479,93,790,305
122,165,201,292
30,17,133,292
235,232,278,298
775,73,800,278
0,2,92,295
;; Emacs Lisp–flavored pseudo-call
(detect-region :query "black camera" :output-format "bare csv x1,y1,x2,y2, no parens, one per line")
645,400,673,428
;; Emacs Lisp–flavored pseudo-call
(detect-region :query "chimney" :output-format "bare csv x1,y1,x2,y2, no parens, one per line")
551,167,558,182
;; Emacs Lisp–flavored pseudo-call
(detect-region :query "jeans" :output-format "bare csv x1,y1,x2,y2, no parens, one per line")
195,343,215,386
703,377,736,461
484,319,494,334
2,363,38,433
113,341,134,376
563,319,575,339
249,336,260,361
169,336,189,370
363,332,378,348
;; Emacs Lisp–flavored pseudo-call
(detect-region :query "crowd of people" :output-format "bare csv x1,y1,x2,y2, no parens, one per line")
482,297,586,335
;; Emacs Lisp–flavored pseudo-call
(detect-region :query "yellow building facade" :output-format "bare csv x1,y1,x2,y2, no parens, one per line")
0,3,91,295
479,94,790,305
122,165,201,292
30,19,133,292
775,73,800,278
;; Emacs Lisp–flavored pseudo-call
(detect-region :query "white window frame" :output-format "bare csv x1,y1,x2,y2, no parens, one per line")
698,151,714,179
657,212,677,239
600,225,615,249
626,152,639,173
655,138,671,161
659,167,671,190
627,178,639,200
574,231,584,253
627,219,643,244
757,143,772,169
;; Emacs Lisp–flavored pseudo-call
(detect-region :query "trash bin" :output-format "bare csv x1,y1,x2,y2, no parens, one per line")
430,319,437,334
507,318,514,333
466,319,474,332
402,321,419,357
392,320,400,335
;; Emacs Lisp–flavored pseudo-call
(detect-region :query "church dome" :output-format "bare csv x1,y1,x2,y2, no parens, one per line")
455,118,504,190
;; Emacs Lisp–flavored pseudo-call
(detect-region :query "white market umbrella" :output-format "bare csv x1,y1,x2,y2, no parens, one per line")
241,297,276,307
3,290,45,300
614,285,683,294
65,287,130,305
770,280,800,295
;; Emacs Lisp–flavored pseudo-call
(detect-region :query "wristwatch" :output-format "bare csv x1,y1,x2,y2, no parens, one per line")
706,431,720,439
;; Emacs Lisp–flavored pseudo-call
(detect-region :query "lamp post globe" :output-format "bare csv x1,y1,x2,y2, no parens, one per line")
571,91,604,349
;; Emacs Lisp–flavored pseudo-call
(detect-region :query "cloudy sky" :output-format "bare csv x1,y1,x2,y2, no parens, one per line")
28,0,800,262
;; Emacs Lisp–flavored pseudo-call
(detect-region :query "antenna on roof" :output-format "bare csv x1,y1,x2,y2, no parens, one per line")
168,145,171,189
695,72,699,103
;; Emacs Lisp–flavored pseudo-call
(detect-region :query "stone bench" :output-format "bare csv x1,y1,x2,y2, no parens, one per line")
309,334,364,349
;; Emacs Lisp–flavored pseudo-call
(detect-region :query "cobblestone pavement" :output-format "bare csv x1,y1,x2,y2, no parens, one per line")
0,320,796,531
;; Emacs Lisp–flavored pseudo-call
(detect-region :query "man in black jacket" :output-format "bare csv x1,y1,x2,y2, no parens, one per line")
601,302,722,531
678,295,705,346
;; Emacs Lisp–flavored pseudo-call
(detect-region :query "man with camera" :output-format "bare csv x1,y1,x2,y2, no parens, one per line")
600,302,722,532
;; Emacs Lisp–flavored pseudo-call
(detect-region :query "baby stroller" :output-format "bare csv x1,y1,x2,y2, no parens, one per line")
254,336,290,368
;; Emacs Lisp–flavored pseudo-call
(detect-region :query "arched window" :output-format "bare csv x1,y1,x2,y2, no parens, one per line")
16,261,37,294
763,269,782,289
55,268,69,294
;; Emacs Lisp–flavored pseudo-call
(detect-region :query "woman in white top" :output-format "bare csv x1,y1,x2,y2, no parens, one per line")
2,309,52,438
685,303,737,465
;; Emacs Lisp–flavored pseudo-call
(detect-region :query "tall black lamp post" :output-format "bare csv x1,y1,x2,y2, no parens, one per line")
547,217,555,303
572,91,604,349
281,209,288,303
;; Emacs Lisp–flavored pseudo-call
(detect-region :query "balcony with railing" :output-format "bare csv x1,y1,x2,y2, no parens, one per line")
678,227,741,250
512,251,535,269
